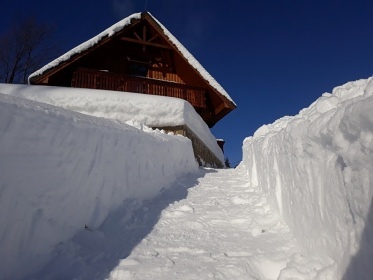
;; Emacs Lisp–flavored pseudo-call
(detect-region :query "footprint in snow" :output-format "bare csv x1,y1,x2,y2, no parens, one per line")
184,221,204,230
117,258,140,267
162,210,186,218
230,196,250,205
230,218,251,226
176,204,195,213
162,204,194,218
251,226,265,237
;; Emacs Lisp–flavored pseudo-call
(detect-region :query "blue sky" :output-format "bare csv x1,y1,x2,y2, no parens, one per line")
2,0,373,165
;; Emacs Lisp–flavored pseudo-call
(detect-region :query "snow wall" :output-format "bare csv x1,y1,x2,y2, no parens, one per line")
0,84,224,165
0,93,198,280
241,78,373,279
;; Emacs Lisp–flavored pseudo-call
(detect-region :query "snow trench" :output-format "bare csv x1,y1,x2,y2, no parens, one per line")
0,94,198,280
240,77,373,279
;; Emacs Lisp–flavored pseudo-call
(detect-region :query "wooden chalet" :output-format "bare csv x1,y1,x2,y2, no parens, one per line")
28,12,236,167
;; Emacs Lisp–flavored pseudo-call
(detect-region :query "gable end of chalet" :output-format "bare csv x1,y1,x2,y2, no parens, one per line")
28,11,236,127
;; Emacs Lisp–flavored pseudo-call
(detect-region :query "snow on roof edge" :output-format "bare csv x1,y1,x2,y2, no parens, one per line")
27,12,236,106
28,13,142,83
147,12,236,106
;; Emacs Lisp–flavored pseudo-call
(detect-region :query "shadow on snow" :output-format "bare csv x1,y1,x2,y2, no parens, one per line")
343,198,373,280
26,168,217,280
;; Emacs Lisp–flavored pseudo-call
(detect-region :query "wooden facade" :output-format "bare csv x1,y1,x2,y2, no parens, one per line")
29,12,236,128
71,68,208,109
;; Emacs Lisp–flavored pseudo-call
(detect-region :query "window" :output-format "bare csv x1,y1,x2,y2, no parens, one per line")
127,56,149,77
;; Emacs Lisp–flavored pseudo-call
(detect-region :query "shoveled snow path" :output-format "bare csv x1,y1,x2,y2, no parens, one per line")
28,167,315,280
107,167,303,280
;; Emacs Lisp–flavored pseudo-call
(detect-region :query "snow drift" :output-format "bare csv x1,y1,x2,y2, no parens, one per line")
240,77,373,278
0,93,197,280
0,83,224,165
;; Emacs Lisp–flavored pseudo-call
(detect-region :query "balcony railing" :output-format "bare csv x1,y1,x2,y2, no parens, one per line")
71,68,207,108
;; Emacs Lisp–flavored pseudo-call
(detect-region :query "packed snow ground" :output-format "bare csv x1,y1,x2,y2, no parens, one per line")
1,77,372,279
26,167,321,280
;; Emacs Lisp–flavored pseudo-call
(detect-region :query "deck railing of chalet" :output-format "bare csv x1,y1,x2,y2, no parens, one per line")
71,68,207,108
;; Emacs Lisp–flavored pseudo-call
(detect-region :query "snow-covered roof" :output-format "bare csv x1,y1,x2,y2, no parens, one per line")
28,12,236,106
149,13,236,106
28,13,142,82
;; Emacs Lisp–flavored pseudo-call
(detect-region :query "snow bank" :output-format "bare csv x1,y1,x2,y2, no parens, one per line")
0,93,197,280
240,77,373,278
0,83,224,165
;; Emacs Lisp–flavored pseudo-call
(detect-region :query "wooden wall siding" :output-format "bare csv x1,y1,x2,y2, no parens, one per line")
147,68,184,84
159,125,224,168
71,68,207,108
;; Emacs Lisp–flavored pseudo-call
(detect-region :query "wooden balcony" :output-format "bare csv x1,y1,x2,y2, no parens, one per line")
71,68,207,109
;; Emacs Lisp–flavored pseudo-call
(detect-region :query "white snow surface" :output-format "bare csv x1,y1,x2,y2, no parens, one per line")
0,93,197,280
0,83,224,165
241,77,373,279
24,168,321,280
1,77,372,280
27,12,235,106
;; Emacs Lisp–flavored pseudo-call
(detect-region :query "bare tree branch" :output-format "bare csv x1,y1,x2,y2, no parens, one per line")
0,16,57,84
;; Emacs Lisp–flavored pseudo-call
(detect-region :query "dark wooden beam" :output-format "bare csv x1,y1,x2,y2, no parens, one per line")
214,102,228,115
142,25,146,51
120,37,172,49
148,34,159,42
143,25,146,41
133,31,142,41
